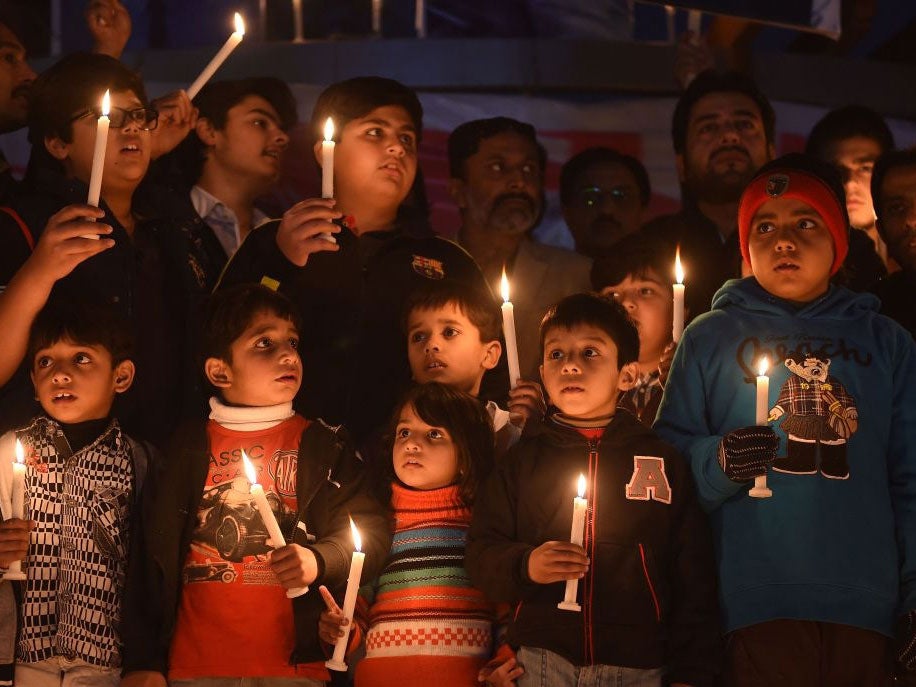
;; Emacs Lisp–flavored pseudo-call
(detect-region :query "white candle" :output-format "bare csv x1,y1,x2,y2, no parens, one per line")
187,13,246,99
242,451,308,597
321,117,335,199
326,518,366,671
749,357,773,499
558,474,587,611
372,0,382,34
415,0,426,38
4,439,27,581
86,89,110,210
500,268,522,389
292,0,304,42
687,10,702,37
665,5,676,44
672,246,685,343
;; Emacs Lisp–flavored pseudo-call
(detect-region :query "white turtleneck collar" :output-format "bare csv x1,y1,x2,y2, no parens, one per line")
208,396,295,432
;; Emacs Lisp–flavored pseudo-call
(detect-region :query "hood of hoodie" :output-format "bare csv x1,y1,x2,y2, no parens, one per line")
709,276,880,322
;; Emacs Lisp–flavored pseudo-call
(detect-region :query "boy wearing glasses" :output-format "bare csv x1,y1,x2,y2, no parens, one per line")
0,52,225,443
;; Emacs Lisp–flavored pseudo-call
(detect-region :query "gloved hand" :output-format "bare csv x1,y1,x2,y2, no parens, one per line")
717,426,779,482
897,609,916,682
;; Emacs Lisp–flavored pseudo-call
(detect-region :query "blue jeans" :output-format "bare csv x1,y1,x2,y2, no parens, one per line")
516,647,663,687
170,679,325,687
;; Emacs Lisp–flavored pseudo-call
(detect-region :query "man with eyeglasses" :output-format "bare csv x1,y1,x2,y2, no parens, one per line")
643,70,775,320
560,147,650,260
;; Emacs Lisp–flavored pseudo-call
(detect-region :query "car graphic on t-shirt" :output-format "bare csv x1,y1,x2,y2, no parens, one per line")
194,480,285,562
183,560,238,584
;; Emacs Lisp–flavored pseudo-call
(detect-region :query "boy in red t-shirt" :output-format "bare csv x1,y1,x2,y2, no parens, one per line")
121,284,391,686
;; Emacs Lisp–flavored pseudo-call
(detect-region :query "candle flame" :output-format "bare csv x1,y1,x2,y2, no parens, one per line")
101,89,111,117
500,267,510,303
757,356,770,377
241,450,258,485
350,517,362,552
234,12,245,36
577,474,586,498
324,117,335,142
14,439,23,465
674,245,684,285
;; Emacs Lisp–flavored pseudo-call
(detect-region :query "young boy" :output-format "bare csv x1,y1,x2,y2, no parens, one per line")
0,298,148,686
466,293,721,687
120,284,391,686
404,281,545,456
655,153,916,685
592,234,677,425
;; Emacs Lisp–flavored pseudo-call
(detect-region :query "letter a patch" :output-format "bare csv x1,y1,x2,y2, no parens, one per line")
625,456,672,504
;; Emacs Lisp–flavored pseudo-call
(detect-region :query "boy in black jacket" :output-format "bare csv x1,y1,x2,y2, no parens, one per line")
467,293,720,687
121,285,390,686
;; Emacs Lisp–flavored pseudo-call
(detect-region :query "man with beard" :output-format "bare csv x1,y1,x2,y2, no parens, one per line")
0,9,37,205
643,70,775,320
448,117,592,381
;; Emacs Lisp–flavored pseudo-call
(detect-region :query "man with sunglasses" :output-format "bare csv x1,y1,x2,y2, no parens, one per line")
0,52,224,444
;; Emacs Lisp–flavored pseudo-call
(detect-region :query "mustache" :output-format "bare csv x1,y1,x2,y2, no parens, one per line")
493,192,536,210
710,145,751,162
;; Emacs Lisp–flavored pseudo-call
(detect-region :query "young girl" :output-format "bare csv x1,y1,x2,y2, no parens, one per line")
318,382,521,686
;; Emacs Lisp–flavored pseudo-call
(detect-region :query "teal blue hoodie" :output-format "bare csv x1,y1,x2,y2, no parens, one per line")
655,277,916,636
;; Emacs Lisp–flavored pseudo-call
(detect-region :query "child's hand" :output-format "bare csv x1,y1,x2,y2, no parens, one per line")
120,671,168,687
527,541,588,584
268,543,319,589
0,518,31,567
507,380,546,425
275,198,342,267
478,656,524,686
317,584,348,645
23,205,114,287
150,89,197,159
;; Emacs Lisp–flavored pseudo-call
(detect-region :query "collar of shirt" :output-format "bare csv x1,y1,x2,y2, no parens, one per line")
190,185,268,257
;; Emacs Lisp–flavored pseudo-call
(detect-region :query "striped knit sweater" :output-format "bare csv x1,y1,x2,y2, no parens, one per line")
353,482,502,687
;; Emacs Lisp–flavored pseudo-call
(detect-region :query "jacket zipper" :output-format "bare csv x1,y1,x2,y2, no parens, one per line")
583,436,599,665
639,542,661,622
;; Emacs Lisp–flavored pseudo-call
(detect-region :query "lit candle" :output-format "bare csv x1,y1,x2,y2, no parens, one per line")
687,9,702,37
242,451,308,597
672,246,685,342
665,5,676,44
558,474,587,612
187,13,246,99
749,357,773,499
86,89,110,211
415,0,426,38
321,117,335,199
4,439,27,581
292,0,304,42
500,268,522,389
372,0,382,34
325,518,366,671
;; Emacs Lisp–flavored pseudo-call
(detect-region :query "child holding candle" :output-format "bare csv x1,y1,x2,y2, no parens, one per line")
591,234,679,425
0,298,151,686
654,153,916,684
318,382,521,687
120,284,390,687
467,293,721,687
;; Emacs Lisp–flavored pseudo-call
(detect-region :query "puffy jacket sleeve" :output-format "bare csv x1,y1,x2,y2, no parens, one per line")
216,220,299,292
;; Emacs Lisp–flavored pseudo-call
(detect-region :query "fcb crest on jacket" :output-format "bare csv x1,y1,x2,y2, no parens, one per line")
768,344,859,480
411,254,445,280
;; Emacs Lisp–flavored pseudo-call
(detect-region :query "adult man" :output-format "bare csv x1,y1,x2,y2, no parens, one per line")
448,117,591,380
0,10,37,204
806,105,894,283
560,146,650,259
643,70,775,320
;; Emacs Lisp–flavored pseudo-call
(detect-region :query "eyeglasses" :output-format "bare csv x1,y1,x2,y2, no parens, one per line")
70,106,159,131
576,186,636,208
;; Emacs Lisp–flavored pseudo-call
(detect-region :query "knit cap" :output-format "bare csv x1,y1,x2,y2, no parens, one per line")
738,153,849,275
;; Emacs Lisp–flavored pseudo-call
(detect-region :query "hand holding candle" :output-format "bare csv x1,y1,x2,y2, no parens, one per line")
4,439,27,580
242,451,308,597
326,518,365,671
187,13,245,99
500,268,522,389
672,246,685,343
558,474,587,612
749,357,774,499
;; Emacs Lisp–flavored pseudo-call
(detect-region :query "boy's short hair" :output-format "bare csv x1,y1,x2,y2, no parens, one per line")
738,152,849,276
28,52,149,146
27,298,134,368
539,293,639,369
199,284,303,366
386,382,494,506
309,76,423,146
403,281,502,344
448,117,547,181
805,105,895,161
559,147,651,208
872,148,916,221
590,233,675,291
671,70,775,155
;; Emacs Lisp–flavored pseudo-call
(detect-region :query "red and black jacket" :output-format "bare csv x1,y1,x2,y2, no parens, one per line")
466,410,721,686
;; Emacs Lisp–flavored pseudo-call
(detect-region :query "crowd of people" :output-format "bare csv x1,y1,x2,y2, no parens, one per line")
0,3,915,687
